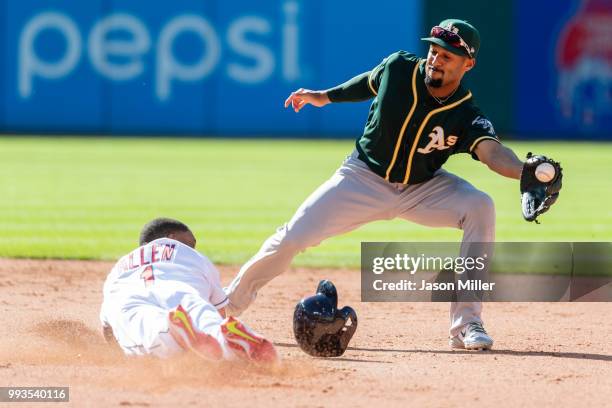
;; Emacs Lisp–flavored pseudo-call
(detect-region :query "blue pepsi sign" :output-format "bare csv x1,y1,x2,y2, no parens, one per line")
0,1,422,136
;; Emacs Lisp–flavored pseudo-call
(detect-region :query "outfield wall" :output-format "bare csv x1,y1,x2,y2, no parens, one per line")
0,0,609,138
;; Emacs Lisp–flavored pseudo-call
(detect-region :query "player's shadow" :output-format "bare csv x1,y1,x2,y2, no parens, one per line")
345,346,612,362
274,342,611,362
274,342,391,363
318,356,392,364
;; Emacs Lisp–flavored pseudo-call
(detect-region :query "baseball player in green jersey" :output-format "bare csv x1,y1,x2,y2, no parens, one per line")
225,19,552,350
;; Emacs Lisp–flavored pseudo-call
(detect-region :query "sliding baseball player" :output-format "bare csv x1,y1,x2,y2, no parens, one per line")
100,218,278,363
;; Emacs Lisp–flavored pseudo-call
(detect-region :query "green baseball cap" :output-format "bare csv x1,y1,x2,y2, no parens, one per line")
421,19,480,58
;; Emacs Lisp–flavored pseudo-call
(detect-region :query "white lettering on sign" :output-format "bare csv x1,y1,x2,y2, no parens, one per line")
17,1,302,101
89,14,151,81
227,17,274,84
282,0,300,81
19,12,82,98
156,15,221,101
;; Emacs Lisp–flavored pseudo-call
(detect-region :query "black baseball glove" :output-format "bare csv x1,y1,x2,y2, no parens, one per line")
520,153,563,223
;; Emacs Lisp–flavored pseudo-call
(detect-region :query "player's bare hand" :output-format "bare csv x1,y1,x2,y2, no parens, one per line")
284,88,330,112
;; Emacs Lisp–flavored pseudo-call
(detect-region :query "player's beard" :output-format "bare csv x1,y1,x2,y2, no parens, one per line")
425,74,443,88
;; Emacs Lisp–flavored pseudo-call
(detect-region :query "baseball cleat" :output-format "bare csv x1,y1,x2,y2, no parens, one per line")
449,335,465,349
449,322,493,351
221,316,279,364
168,305,223,360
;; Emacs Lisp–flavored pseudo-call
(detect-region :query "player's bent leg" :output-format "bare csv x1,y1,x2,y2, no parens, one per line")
220,316,279,364
175,294,278,363
106,292,226,359
166,292,265,360
450,185,495,345
456,187,495,242
109,297,185,358
165,295,279,363
397,170,495,349
168,304,223,361
226,152,397,315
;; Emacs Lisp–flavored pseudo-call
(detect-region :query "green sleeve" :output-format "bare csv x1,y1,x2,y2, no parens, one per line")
456,111,500,161
326,72,374,103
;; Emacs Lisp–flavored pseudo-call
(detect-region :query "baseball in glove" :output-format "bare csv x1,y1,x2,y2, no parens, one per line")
520,153,563,223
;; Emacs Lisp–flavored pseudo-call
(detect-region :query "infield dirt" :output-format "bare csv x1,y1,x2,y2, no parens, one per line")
0,258,610,407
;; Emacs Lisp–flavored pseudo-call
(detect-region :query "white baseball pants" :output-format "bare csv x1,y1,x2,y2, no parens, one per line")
101,292,230,358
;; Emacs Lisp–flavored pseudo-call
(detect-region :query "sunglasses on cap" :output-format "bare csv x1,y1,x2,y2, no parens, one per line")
430,26,474,58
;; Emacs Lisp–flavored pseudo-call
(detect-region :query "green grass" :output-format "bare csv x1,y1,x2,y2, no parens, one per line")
0,136,610,267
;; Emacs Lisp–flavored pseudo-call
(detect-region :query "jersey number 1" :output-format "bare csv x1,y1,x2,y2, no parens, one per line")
140,265,155,288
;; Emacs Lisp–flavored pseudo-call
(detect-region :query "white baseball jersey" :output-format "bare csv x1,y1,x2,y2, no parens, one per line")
100,238,229,357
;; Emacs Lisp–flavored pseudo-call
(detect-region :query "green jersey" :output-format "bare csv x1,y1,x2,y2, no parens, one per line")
327,51,499,184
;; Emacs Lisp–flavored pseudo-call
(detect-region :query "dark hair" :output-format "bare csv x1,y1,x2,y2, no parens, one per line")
139,218,191,246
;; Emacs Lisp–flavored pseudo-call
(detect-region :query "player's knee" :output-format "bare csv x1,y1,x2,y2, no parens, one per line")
464,191,495,222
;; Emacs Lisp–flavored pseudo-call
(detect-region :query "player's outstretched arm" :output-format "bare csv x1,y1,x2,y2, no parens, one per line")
285,71,375,112
284,88,331,112
474,140,523,179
